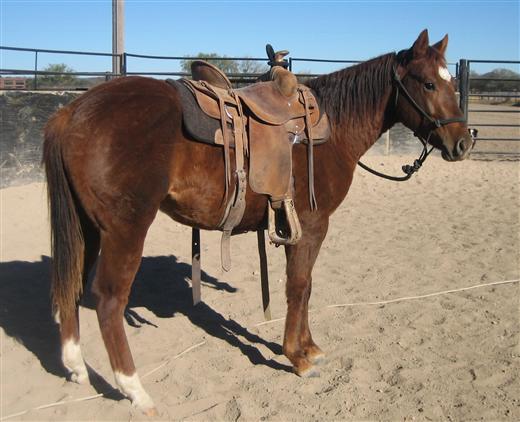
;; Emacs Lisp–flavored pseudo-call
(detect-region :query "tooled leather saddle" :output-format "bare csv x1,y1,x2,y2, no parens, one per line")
166,46,330,319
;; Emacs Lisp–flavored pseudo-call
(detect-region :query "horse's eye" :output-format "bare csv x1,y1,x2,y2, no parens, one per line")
424,82,435,91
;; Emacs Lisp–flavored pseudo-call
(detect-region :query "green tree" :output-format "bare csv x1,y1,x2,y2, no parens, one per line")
180,53,268,76
37,63,78,88
180,53,239,75
238,58,268,75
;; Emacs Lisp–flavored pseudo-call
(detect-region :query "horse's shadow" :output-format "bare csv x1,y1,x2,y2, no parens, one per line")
0,255,287,398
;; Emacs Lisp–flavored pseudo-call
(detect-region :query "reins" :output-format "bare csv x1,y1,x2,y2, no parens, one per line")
357,64,466,182
357,140,433,182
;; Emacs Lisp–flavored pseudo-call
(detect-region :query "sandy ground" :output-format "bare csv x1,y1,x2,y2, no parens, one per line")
0,154,519,421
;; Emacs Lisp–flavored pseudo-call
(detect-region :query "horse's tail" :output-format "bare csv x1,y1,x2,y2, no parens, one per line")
43,109,84,321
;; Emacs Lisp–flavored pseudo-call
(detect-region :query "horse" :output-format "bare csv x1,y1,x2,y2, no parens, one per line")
43,29,472,414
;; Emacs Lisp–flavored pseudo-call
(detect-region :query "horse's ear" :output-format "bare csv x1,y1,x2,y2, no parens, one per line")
432,34,449,56
412,29,429,58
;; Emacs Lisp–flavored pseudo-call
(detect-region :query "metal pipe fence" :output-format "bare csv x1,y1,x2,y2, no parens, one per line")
457,59,520,151
2,45,519,153
0,45,122,89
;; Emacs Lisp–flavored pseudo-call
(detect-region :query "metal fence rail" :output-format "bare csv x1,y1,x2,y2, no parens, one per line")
2,45,519,153
457,59,520,151
0,45,122,89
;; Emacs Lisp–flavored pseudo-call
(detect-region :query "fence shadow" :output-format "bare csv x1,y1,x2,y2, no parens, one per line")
0,255,287,390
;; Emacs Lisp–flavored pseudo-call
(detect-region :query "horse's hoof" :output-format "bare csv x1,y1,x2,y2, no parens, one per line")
143,407,158,417
297,365,320,378
305,345,326,364
309,352,326,365
132,398,157,417
70,369,88,384
130,393,156,416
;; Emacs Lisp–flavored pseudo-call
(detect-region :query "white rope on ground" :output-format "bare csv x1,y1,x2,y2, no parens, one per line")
141,340,206,379
0,394,103,421
327,278,520,308
2,278,518,419
254,278,520,327
0,340,207,421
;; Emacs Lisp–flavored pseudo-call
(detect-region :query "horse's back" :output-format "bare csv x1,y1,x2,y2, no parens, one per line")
46,77,184,228
58,76,181,140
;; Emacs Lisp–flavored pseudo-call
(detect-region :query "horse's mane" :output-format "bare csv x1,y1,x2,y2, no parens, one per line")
307,52,397,126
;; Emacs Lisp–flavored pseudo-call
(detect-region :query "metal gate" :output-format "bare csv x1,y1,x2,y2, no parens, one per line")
458,59,520,158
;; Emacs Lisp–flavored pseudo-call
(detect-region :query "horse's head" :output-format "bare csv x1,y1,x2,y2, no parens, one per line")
394,29,473,161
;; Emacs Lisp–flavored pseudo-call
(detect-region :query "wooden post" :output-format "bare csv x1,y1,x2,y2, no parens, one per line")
112,0,124,77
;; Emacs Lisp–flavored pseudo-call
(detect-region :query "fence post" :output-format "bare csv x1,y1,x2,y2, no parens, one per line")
112,0,125,77
120,53,127,76
458,59,469,121
34,51,38,90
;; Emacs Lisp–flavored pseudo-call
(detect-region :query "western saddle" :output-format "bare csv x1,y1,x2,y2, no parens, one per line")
166,45,329,319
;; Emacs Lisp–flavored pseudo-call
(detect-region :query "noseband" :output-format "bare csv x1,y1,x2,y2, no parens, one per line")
357,66,467,182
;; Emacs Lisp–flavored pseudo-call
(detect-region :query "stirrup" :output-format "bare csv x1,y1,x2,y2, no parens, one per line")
267,198,302,245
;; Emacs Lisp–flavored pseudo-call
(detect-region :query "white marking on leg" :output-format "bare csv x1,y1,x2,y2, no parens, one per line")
62,339,88,384
439,66,452,82
115,371,155,412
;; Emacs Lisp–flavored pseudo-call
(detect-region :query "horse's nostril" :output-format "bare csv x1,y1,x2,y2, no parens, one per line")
455,138,466,156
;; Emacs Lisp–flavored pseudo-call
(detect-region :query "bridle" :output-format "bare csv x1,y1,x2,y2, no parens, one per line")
357,63,467,182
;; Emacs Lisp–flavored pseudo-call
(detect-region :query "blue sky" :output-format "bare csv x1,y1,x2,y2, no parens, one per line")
1,0,519,75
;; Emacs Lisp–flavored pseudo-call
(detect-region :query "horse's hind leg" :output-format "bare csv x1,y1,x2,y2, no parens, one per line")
91,225,155,414
58,216,100,384
283,216,328,377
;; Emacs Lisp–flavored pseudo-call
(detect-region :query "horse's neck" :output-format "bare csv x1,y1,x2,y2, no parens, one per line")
310,57,398,162
337,91,395,159
322,88,395,168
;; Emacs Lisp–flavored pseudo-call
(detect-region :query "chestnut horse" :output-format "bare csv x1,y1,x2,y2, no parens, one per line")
43,30,472,414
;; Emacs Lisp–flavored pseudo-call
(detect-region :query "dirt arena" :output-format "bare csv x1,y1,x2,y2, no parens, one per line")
0,153,518,421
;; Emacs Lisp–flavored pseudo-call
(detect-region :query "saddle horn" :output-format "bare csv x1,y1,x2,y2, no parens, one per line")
266,44,290,69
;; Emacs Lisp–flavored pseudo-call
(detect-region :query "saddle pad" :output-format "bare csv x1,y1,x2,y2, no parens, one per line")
167,79,227,146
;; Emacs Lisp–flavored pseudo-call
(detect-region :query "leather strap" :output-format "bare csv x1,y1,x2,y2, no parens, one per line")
198,81,233,198
302,89,317,211
220,96,247,271
191,228,201,305
392,67,466,129
219,96,231,196
257,230,271,320
357,63,466,182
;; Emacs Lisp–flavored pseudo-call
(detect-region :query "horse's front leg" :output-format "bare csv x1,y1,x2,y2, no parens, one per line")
283,214,328,377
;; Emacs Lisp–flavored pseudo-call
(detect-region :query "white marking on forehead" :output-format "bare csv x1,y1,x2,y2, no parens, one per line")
439,66,452,82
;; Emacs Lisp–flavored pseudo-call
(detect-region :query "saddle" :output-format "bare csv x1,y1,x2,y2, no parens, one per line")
167,46,330,318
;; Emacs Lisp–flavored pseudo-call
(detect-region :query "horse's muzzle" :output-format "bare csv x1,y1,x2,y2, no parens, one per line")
442,135,473,161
